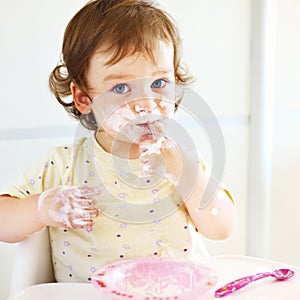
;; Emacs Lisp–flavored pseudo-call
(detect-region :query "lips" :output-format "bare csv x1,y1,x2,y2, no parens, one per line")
131,113,164,125
136,123,154,139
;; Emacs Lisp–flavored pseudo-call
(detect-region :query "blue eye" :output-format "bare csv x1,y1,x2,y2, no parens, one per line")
113,84,129,94
151,79,167,89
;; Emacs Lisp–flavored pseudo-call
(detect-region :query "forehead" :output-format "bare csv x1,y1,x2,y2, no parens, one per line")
93,40,173,67
87,41,174,85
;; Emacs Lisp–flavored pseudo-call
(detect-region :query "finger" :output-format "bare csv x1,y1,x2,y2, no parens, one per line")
72,197,99,207
71,218,96,229
65,186,100,200
78,185,101,197
61,209,99,229
71,205,100,218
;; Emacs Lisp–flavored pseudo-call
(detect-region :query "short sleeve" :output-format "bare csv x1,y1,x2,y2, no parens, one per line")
197,151,235,206
0,147,63,199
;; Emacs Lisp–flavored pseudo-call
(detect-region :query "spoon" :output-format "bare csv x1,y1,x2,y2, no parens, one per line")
214,268,295,298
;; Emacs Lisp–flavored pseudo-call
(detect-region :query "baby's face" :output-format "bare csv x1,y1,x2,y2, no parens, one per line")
86,41,176,144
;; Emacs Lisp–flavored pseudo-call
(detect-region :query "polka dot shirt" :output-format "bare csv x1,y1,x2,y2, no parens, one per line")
2,137,209,282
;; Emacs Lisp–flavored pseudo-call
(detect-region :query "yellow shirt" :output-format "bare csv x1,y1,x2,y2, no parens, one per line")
2,137,219,282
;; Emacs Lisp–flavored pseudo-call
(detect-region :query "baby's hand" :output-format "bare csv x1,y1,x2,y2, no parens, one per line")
38,185,101,229
139,137,182,184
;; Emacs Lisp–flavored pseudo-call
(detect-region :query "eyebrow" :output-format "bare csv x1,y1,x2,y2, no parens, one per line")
152,69,174,77
103,69,174,83
103,74,135,83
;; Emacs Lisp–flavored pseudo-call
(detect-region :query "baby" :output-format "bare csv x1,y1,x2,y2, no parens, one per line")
0,0,236,282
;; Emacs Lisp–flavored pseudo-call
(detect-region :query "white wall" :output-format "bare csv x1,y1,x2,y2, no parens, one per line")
269,0,300,265
0,0,299,299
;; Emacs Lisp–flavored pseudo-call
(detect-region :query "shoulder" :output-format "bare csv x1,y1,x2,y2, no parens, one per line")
48,137,91,162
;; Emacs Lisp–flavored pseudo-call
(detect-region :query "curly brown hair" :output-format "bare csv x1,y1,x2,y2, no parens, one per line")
49,0,193,130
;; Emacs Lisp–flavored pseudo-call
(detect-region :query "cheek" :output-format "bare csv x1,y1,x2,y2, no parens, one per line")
102,105,135,135
160,101,175,118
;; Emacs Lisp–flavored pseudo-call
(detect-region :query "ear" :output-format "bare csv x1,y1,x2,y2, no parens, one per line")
70,82,92,114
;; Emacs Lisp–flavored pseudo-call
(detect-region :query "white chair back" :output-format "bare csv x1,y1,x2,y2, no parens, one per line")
10,228,55,297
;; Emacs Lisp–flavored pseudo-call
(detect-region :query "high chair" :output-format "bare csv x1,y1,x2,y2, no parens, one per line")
9,228,55,297
9,224,209,297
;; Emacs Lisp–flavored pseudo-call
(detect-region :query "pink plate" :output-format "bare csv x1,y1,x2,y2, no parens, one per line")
92,257,218,299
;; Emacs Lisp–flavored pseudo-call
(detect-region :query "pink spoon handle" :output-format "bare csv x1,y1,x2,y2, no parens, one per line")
214,272,271,298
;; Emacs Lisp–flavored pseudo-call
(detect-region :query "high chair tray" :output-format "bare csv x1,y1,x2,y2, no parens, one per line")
7,255,300,300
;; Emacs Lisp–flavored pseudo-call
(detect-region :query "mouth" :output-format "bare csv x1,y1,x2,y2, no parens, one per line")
136,122,154,127
137,122,161,142
132,113,164,125
121,117,165,142
136,121,162,131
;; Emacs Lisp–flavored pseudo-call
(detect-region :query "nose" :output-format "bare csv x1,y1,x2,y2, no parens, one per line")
130,98,160,114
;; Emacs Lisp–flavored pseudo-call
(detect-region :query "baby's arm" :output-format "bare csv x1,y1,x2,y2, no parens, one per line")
0,194,44,243
0,185,101,243
180,165,236,240
147,143,236,240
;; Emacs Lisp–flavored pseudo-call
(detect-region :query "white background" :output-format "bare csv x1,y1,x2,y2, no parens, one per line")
0,0,299,299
